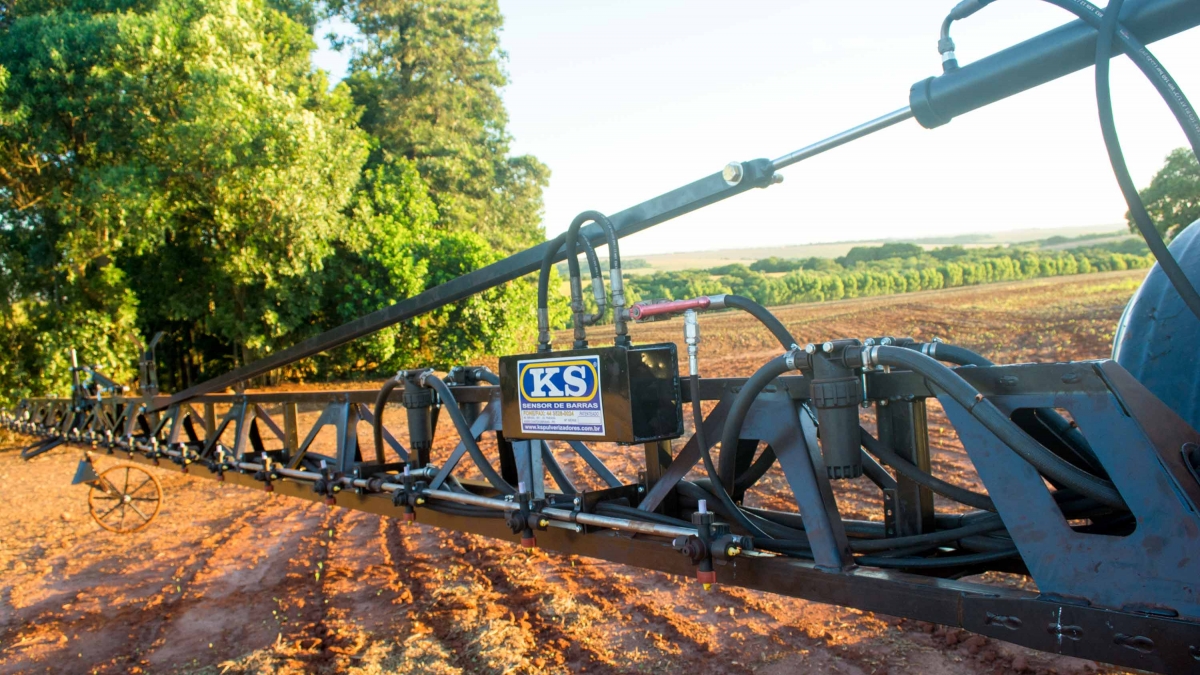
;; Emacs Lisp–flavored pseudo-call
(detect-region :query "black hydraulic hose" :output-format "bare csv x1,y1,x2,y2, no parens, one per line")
860,427,997,511
372,375,402,465
1093,0,1200,323
856,548,1018,569
958,533,1019,553
717,354,793,489
424,501,507,519
740,496,1005,553
1039,0,1200,155
677,481,807,540
596,502,692,528
740,505,890,539
576,235,607,325
423,376,515,495
723,295,798,351
923,342,991,367
849,514,1005,553
871,346,1124,508
917,341,1104,476
473,368,500,386
537,233,567,351
753,538,813,557
565,211,621,346
733,445,776,493
689,374,771,539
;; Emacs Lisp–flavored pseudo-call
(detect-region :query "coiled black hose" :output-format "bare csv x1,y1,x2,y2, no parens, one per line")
423,375,515,495
947,0,1200,319
859,427,997,512
689,373,770,539
717,354,793,491
871,346,1124,508
372,375,402,464
536,231,605,348
564,211,620,346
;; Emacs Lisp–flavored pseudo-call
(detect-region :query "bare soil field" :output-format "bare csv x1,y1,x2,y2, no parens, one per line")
0,270,1149,674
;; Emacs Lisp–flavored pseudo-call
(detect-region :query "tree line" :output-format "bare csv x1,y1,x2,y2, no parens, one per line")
624,243,1155,309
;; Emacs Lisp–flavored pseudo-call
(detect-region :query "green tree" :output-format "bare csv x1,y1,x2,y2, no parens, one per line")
1130,147,1200,241
0,0,367,397
331,0,550,252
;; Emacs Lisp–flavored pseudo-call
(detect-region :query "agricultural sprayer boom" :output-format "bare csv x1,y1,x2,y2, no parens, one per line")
7,1,1200,671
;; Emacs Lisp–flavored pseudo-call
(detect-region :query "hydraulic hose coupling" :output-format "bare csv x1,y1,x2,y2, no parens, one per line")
629,294,727,322
684,309,701,377
691,499,717,590
610,267,631,347
938,0,998,72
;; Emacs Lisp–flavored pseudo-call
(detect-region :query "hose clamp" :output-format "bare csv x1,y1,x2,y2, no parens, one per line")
785,347,803,371
921,342,937,358
861,345,880,369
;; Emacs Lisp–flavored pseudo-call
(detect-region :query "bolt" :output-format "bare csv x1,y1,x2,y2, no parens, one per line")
769,173,784,185
822,341,834,353
573,497,582,507
637,485,645,494
804,343,817,354
722,162,744,186
574,524,584,533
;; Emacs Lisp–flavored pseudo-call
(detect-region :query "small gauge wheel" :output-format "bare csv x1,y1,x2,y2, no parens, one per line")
88,463,163,533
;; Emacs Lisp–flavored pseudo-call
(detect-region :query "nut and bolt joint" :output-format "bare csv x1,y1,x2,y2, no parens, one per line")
722,162,744,186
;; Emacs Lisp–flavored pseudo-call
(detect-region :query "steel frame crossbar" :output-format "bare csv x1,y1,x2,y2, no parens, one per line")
6,358,1200,674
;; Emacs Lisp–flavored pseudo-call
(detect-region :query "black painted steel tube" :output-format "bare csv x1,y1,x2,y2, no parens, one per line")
908,0,1200,128
158,159,776,409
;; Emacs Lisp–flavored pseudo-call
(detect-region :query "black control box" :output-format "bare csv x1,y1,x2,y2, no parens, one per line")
498,344,682,444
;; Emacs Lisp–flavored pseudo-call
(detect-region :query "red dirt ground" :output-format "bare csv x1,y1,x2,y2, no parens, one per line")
0,270,1149,674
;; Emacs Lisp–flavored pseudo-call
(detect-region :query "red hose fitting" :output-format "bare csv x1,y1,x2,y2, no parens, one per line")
630,296,713,321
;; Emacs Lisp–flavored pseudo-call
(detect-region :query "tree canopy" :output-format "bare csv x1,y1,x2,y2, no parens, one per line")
1131,147,1200,241
331,0,550,253
0,0,549,401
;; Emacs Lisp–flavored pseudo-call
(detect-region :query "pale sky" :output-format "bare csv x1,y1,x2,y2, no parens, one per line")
312,1,1200,256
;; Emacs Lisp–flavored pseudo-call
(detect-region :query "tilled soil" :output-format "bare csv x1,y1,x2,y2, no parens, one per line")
0,270,1148,674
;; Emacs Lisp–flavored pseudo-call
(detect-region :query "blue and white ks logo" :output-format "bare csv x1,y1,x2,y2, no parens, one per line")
516,354,605,436
519,356,600,402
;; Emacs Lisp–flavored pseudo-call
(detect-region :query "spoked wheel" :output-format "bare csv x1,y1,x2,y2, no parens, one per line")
88,464,163,533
